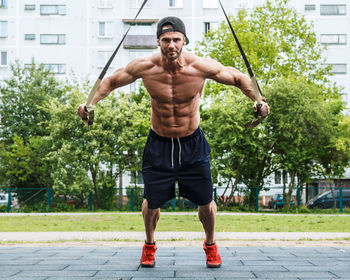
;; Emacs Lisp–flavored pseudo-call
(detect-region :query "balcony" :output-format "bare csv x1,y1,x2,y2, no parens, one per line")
123,35,157,49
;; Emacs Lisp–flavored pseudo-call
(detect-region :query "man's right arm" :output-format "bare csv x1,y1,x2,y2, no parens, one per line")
77,58,142,119
91,59,143,105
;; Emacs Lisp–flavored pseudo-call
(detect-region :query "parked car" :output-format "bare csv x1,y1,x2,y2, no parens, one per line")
0,193,9,206
268,193,295,209
56,195,76,205
307,189,350,209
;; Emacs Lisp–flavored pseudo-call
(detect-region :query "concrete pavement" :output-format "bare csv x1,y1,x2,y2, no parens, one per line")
1,212,350,279
1,245,350,279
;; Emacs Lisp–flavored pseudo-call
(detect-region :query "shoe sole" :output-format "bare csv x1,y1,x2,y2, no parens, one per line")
141,262,155,268
206,262,221,268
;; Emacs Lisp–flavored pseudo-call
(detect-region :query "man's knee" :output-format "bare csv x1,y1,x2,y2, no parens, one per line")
198,200,216,214
142,199,160,216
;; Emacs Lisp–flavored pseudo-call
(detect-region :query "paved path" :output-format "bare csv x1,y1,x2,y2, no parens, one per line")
0,246,350,279
2,231,350,242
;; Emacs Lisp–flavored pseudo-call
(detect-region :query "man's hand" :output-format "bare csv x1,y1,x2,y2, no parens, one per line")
254,100,270,117
77,104,88,119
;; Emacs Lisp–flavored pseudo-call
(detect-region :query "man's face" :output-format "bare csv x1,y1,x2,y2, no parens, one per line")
157,31,186,61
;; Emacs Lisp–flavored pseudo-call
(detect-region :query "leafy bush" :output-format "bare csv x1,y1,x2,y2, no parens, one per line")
51,202,76,212
19,202,50,213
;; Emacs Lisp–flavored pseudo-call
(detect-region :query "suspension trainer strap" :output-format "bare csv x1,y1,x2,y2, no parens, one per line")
82,0,149,126
218,0,266,128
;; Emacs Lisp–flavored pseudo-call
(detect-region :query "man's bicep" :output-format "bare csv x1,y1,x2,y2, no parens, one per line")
108,67,138,89
210,64,242,86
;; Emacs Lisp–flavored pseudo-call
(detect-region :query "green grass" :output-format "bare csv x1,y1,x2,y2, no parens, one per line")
1,213,350,232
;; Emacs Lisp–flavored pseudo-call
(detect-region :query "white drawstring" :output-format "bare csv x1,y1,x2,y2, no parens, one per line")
171,137,182,168
171,138,174,169
177,137,181,166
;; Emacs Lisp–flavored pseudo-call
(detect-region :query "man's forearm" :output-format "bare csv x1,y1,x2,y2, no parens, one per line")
236,74,257,102
91,78,113,105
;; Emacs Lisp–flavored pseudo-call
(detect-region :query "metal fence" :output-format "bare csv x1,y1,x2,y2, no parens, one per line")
1,186,349,213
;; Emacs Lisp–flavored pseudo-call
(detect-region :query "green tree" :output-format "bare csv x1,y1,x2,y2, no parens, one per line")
47,83,150,209
196,0,342,207
264,77,345,210
0,61,64,143
197,0,331,86
0,61,64,204
316,113,350,211
201,89,274,207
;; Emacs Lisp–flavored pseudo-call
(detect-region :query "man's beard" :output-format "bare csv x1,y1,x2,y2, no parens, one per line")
161,47,183,61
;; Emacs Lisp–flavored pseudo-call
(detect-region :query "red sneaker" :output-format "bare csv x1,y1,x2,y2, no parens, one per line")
203,242,222,268
140,243,157,267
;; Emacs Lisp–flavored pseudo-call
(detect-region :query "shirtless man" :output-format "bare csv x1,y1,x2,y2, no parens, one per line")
77,16,270,268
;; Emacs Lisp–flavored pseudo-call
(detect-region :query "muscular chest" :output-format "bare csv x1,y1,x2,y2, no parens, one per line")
143,67,205,104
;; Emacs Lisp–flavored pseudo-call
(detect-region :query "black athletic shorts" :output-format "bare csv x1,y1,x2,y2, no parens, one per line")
142,127,213,209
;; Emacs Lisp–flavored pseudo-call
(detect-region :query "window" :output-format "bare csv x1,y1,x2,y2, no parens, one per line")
204,22,219,33
203,0,218,9
98,21,112,37
131,0,151,8
25,34,36,40
0,51,7,66
328,64,347,74
0,21,8,38
97,51,112,68
169,0,183,8
24,4,35,11
40,5,66,15
321,34,347,45
274,171,282,185
40,34,66,45
323,192,335,200
304,4,316,11
131,171,144,184
343,190,350,199
98,0,112,8
320,4,346,15
0,0,7,8
43,64,66,74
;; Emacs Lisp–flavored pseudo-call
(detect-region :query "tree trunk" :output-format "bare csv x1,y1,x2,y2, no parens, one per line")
224,170,240,208
119,172,123,208
90,166,99,209
282,170,287,206
285,170,296,210
329,179,336,212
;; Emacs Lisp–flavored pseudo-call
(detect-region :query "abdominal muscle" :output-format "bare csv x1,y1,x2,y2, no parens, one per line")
150,95,201,138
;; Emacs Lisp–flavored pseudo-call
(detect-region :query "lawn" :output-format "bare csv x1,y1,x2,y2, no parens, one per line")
0,213,349,232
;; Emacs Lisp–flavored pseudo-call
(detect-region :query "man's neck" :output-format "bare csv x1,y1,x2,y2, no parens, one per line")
161,54,185,73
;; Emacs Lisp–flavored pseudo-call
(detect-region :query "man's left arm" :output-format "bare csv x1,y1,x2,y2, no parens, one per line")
203,58,269,117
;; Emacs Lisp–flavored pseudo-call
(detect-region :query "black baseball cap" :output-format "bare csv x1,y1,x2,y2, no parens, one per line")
157,16,189,45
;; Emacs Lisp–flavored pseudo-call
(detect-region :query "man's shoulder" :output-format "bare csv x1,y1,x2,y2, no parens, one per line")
186,53,221,75
126,53,160,75
183,52,202,64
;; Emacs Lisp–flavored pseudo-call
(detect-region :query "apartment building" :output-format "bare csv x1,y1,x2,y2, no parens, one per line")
1,0,348,102
0,0,349,201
